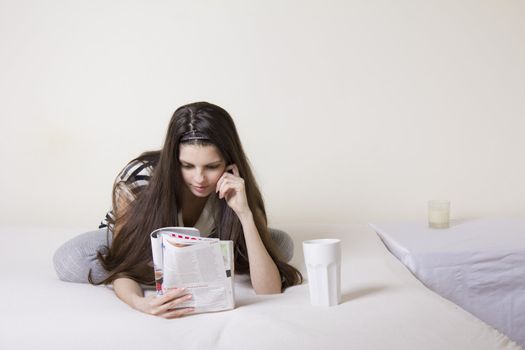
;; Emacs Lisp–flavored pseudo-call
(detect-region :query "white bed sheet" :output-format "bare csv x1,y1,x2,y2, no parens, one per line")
0,224,521,350
369,218,525,347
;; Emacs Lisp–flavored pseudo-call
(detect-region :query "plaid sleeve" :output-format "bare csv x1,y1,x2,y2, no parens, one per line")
99,159,154,230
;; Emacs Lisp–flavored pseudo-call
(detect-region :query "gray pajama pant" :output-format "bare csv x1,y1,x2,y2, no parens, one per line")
53,228,294,283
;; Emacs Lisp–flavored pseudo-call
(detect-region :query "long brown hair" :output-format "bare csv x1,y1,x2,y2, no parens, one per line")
90,102,302,290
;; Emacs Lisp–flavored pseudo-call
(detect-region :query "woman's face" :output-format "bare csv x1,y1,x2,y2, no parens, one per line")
179,143,227,198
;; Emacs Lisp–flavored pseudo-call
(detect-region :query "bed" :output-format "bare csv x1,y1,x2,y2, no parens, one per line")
369,219,525,347
0,224,521,350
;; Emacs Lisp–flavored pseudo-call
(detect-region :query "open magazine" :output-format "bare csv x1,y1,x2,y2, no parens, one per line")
150,227,235,313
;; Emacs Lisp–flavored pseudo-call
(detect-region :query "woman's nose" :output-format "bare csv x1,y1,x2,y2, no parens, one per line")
194,170,205,182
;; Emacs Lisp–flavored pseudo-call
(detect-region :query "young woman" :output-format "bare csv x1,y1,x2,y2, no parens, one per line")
53,101,302,318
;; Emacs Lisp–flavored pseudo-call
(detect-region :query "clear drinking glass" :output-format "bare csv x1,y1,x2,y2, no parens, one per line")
428,200,450,229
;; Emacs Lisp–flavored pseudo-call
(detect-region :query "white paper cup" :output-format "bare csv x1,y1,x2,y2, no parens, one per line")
303,239,341,306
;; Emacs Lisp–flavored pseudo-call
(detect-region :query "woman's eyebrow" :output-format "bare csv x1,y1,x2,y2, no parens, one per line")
179,159,224,166
206,160,224,166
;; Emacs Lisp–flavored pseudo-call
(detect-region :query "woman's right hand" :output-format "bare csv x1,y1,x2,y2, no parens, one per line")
133,288,194,319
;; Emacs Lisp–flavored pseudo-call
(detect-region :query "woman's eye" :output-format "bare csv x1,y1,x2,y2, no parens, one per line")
207,165,220,170
181,164,193,169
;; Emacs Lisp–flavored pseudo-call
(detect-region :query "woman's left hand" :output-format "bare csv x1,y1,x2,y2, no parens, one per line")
216,164,251,219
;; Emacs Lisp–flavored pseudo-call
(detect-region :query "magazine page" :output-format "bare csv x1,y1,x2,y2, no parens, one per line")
162,239,234,313
150,227,235,313
220,240,235,305
150,227,203,293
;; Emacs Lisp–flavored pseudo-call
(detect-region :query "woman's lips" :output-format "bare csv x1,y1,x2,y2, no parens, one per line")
193,185,208,193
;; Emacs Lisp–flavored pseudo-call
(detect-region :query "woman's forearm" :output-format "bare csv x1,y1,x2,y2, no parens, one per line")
239,211,282,294
113,277,145,311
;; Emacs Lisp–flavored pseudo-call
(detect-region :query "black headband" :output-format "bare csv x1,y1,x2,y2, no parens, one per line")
180,130,210,142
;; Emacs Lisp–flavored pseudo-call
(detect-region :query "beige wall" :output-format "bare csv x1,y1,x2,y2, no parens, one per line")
1,0,524,229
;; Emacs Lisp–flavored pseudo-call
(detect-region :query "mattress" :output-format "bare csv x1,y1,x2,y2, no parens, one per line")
369,219,525,347
0,224,521,350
